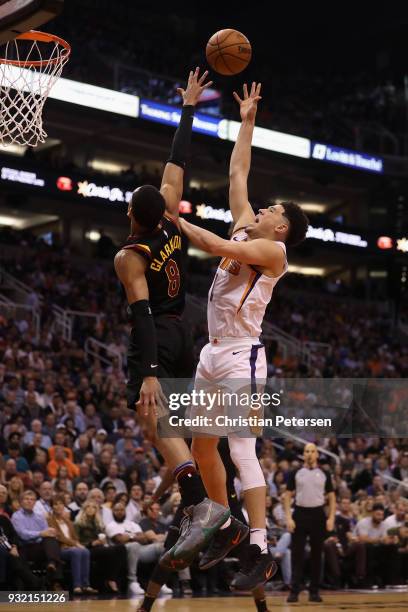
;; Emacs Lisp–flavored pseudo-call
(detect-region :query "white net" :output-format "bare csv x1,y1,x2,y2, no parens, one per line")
0,32,70,147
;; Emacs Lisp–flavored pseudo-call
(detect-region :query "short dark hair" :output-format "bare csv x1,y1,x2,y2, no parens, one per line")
131,185,165,231
51,494,66,507
372,503,384,512
281,201,309,247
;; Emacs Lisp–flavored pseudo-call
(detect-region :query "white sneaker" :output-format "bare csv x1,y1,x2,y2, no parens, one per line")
159,584,173,595
128,581,144,596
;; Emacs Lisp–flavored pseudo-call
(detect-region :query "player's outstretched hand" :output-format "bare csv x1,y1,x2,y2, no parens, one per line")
177,67,213,107
233,82,262,122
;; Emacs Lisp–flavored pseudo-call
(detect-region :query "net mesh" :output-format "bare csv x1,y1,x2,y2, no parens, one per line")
0,33,70,147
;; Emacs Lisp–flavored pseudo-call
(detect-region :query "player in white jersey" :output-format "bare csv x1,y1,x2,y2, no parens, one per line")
161,82,309,591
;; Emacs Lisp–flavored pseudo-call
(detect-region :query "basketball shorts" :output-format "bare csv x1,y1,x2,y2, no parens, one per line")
189,337,267,436
126,314,194,411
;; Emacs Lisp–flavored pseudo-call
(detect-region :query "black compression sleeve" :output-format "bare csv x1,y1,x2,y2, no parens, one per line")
127,300,158,378
167,105,195,169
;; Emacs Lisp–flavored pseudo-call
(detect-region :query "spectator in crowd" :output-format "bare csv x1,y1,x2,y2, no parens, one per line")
85,488,113,526
124,467,141,492
0,485,11,518
324,497,365,588
101,483,116,525
0,513,41,589
32,469,45,495
105,501,163,596
48,430,74,462
352,459,374,493
266,496,292,588
392,451,408,482
73,463,97,490
75,500,126,593
91,429,108,456
383,500,407,531
73,434,92,463
23,420,52,449
100,462,127,493
11,490,63,588
115,426,138,454
126,484,144,524
48,495,97,594
139,502,166,540
47,446,80,480
354,503,387,586
68,482,89,520
7,477,24,513
33,481,53,517
4,444,32,482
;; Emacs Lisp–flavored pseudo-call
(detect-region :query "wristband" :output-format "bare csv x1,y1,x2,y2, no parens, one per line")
167,105,194,169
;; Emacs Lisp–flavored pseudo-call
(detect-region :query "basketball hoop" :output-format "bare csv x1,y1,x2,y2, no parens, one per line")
0,30,71,147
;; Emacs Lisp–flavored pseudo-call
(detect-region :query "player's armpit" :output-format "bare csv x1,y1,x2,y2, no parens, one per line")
114,249,149,303
217,238,285,276
160,162,184,218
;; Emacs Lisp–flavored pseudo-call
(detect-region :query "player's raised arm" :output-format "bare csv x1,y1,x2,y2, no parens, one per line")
160,67,213,219
114,249,165,415
229,82,262,231
179,218,285,277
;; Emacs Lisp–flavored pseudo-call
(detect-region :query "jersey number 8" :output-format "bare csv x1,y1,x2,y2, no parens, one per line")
165,259,180,297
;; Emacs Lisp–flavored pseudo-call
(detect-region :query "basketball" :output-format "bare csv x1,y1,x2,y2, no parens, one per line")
206,29,251,75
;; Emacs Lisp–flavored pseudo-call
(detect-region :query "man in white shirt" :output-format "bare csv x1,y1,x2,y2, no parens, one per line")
105,501,163,596
33,482,53,517
126,485,144,524
354,503,387,586
383,500,407,532
355,505,387,542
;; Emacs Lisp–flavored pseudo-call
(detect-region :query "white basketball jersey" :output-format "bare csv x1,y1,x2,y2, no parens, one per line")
207,229,287,338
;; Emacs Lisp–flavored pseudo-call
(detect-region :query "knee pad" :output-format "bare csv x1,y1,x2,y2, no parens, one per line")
228,435,265,491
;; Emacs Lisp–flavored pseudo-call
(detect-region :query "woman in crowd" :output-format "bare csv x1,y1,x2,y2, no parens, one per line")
48,495,97,595
52,466,73,495
0,485,11,518
101,482,116,525
7,477,24,513
74,500,126,593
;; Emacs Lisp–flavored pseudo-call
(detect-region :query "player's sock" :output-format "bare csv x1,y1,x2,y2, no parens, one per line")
138,595,155,612
173,461,205,506
250,528,267,553
219,517,232,529
139,566,172,611
254,597,268,612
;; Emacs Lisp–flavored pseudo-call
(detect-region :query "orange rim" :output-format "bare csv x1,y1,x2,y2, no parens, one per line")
0,31,71,67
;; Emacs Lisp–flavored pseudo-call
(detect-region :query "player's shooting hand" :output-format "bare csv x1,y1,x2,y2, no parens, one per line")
178,67,213,106
233,82,262,122
138,377,167,417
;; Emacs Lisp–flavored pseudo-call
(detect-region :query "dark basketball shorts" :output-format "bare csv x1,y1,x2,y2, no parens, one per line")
126,314,194,410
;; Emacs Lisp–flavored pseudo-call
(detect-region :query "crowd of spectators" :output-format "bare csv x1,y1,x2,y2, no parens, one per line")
1,224,407,381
